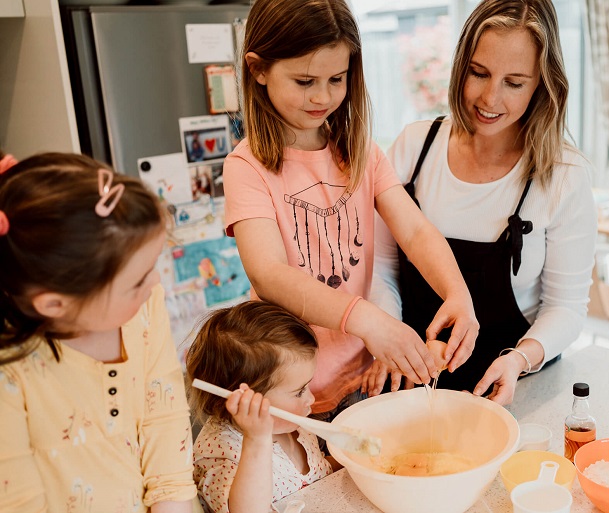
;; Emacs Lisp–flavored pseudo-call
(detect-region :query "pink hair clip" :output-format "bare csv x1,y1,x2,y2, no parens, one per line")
0,154,15,235
95,168,125,217
0,154,18,175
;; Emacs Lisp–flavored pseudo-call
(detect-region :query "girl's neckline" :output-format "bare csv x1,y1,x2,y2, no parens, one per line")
285,143,329,153
219,419,312,476
59,328,126,363
274,430,311,476
285,125,328,151
284,145,331,161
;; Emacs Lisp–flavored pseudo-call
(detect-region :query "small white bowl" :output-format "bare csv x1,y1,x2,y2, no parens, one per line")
519,423,552,451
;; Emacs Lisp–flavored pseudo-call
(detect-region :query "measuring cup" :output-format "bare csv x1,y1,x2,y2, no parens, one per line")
510,461,573,513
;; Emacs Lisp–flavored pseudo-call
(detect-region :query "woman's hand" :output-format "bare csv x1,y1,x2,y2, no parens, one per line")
427,294,478,373
473,340,543,405
472,354,522,405
360,360,404,396
225,384,274,441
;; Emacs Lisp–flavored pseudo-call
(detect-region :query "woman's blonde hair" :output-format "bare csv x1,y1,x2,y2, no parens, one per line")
241,0,371,192
186,301,318,426
449,0,572,186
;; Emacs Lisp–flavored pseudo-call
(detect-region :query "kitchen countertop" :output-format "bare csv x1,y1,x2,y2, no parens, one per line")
275,343,609,513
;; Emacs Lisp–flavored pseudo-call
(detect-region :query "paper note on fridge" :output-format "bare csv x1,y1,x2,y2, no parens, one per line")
185,24,234,64
137,153,193,205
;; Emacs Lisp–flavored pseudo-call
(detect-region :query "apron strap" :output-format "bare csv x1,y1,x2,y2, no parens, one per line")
404,115,533,277
405,115,446,208
513,178,533,216
507,178,534,276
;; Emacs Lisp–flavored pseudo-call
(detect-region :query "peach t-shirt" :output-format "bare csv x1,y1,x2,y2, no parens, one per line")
223,140,400,412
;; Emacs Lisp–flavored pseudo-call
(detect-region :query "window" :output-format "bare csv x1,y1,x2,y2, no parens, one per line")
355,1,451,149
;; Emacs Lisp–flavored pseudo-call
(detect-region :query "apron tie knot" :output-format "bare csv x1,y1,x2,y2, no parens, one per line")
507,214,533,276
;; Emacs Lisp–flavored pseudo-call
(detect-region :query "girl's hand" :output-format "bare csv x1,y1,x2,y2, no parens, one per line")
225,384,274,440
351,301,437,384
226,383,274,513
472,354,522,405
362,341,448,397
426,295,478,373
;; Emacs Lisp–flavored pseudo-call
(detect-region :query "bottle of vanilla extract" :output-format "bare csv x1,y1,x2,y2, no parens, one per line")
564,382,596,462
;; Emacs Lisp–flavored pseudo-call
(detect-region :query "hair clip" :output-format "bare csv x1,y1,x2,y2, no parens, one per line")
95,168,125,217
0,154,18,175
0,211,9,236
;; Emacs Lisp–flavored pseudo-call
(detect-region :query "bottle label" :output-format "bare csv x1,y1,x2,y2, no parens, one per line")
564,427,596,461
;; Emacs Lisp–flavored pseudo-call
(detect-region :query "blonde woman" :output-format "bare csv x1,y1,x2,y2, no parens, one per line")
370,0,597,404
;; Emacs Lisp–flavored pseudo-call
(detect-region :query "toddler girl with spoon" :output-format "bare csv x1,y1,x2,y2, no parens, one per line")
186,301,335,513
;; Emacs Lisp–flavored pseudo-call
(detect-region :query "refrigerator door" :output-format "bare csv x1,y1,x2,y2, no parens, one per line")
87,5,249,176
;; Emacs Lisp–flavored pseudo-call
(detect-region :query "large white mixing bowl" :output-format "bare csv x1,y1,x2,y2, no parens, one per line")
328,388,520,513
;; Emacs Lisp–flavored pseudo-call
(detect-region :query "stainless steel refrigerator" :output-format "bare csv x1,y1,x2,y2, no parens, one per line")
61,3,250,177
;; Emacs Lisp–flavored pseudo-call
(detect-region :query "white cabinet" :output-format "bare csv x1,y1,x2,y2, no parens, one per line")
0,0,79,158
0,0,24,17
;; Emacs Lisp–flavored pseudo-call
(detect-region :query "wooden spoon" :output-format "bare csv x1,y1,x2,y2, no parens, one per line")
192,379,382,457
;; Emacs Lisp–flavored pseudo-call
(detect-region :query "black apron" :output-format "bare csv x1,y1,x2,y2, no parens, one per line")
398,116,533,394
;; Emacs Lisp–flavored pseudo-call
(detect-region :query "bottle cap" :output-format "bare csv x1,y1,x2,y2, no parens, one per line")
573,382,589,397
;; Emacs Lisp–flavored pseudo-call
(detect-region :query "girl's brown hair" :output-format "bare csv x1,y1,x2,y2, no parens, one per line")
449,0,572,186
241,0,371,192
186,300,318,425
0,152,165,364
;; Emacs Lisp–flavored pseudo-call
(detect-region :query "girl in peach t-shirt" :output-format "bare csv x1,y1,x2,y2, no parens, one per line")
223,0,479,424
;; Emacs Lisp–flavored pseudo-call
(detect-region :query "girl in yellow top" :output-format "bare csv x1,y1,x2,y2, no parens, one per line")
0,153,198,513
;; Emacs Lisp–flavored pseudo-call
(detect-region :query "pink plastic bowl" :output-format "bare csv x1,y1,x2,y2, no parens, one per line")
574,438,609,513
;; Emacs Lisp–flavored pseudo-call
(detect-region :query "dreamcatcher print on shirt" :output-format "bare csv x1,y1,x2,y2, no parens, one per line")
284,181,362,289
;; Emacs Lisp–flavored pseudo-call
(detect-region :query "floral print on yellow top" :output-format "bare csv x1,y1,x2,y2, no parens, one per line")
0,284,197,513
